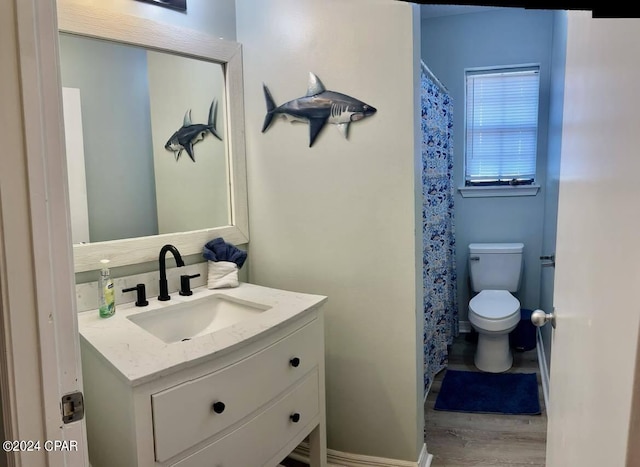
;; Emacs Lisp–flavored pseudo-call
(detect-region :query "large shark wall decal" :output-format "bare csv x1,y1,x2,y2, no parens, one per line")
165,99,222,162
261,72,377,147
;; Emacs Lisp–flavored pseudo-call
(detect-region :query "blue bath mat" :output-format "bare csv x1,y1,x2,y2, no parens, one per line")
434,369,541,415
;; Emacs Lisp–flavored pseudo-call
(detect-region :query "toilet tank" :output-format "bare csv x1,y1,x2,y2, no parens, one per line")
469,243,524,292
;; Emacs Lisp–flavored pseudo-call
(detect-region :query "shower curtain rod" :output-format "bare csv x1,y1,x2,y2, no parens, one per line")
421,60,449,93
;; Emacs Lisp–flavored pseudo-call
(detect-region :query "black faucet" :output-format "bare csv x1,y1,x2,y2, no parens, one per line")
158,244,185,301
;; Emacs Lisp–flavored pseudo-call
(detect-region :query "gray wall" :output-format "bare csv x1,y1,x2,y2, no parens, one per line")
421,8,557,322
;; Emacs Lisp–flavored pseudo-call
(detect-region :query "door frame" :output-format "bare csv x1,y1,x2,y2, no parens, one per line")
0,0,88,465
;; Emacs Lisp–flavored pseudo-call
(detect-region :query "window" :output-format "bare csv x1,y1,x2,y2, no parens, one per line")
465,66,540,186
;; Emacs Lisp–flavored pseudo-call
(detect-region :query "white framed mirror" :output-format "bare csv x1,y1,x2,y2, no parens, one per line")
57,1,248,273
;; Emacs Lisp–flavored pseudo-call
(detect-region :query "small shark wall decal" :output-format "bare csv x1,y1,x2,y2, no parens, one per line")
165,99,222,162
261,72,377,147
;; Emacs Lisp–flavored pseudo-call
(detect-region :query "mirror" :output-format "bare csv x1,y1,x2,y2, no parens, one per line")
58,1,248,273
59,34,230,244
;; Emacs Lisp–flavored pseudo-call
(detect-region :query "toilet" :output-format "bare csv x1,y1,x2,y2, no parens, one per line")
468,243,524,373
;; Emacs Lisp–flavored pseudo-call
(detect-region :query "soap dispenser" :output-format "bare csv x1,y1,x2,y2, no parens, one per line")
98,259,116,318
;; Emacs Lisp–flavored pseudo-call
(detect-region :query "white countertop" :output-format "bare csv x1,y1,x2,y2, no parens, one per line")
77,282,327,386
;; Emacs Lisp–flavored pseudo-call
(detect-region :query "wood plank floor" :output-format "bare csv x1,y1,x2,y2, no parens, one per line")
424,333,547,466
281,333,547,467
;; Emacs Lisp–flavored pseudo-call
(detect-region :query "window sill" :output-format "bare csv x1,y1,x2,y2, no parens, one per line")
458,184,540,198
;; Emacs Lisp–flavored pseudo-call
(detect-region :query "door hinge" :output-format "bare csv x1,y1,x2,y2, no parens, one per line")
61,392,84,424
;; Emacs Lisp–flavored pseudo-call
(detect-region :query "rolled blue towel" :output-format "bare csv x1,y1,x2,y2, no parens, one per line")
203,237,247,268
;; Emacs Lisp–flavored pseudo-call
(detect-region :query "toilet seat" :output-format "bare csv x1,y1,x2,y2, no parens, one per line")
469,290,520,332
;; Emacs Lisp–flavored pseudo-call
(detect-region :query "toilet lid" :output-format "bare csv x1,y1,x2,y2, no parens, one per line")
469,290,520,319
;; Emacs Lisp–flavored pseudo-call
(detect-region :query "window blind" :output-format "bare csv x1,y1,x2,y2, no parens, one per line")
465,67,540,184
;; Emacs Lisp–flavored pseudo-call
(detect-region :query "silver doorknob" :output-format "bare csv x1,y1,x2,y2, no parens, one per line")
531,309,556,329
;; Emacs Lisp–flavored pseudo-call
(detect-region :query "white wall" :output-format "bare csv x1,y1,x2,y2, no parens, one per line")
237,0,424,462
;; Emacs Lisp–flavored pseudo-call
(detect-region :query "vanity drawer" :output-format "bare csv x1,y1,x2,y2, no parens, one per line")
171,370,319,467
152,319,322,462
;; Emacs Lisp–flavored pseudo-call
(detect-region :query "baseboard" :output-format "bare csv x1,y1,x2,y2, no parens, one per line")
536,328,550,411
459,320,471,333
418,444,433,467
291,442,432,467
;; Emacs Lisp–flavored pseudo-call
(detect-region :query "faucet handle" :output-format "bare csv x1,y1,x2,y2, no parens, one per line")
122,283,149,307
179,274,201,296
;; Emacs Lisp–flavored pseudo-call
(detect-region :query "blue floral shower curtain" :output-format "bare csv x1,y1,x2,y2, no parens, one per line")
421,63,458,397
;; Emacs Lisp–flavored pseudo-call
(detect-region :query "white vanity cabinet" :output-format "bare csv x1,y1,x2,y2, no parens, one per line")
79,285,327,467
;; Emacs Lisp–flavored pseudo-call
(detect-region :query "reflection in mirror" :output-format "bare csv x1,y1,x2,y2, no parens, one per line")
58,33,230,245
58,2,248,273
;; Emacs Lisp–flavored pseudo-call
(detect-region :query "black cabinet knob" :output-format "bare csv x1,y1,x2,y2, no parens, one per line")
212,401,226,414
289,357,300,367
290,412,300,423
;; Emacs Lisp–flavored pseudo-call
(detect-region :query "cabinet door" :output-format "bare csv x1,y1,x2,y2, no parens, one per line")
152,319,322,461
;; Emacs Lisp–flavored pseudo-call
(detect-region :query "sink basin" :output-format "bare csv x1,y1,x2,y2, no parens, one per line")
127,294,271,344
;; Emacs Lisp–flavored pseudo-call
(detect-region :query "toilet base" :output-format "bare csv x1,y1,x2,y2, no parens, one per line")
474,332,513,373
